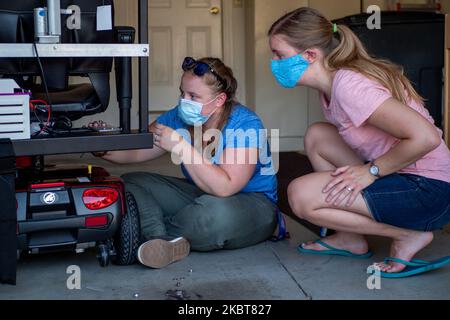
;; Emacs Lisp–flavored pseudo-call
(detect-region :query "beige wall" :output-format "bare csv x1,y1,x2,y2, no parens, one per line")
441,0,450,13
311,0,361,19
223,0,247,104
247,0,310,152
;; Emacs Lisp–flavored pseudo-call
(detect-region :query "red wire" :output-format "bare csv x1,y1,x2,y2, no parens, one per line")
30,99,52,135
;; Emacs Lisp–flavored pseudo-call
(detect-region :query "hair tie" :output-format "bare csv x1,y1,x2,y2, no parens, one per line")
333,23,338,33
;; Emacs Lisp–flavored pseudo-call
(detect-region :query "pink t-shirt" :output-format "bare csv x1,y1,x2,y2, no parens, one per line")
320,69,450,183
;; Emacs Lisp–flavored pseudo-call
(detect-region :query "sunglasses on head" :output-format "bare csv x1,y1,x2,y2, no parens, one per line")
182,57,226,87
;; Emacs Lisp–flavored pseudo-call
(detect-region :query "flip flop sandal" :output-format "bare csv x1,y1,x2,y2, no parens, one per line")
298,239,373,259
368,256,450,278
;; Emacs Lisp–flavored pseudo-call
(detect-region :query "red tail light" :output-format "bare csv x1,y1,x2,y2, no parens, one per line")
31,182,65,189
82,188,119,210
85,215,109,228
16,157,33,169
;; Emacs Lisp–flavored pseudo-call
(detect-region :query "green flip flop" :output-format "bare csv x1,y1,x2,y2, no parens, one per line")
297,239,373,259
368,256,450,279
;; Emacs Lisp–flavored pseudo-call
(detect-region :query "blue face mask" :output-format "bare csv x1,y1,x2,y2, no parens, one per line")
178,96,219,126
270,54,310,89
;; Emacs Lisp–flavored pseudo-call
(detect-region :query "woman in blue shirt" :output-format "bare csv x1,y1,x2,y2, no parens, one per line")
100,57,278,269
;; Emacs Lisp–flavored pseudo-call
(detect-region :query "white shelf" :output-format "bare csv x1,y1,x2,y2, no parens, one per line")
0,43,149,58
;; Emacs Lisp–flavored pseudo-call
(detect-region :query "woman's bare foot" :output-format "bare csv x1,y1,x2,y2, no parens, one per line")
301,232,369,255
375,231,434,274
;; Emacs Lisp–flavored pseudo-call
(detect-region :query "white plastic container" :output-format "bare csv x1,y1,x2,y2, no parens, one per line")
0,79,31,140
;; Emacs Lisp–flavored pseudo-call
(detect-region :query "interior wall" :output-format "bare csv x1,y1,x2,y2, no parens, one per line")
246,0,310,152
441,0,450,13
223,0,247,105
311,0,361,18
244,0,255,112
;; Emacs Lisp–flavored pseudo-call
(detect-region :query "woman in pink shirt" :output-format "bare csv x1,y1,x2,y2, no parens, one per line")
269,7,450,278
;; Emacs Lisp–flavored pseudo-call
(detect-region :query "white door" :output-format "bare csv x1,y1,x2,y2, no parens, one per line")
148,0,223,113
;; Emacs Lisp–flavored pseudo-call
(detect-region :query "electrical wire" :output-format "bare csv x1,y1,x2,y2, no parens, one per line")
30,99,52,136
32,42,54,136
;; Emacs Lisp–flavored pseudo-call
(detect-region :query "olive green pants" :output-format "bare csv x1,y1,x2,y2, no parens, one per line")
122,172,277,252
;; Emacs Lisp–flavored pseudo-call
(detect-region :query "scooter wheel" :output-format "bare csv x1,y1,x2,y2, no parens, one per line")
113,192,141,265
97,243,110,267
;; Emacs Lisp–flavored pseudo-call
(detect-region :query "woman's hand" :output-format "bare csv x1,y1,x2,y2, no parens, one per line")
323,164,377,207
153,124,187,153
88,120,109,130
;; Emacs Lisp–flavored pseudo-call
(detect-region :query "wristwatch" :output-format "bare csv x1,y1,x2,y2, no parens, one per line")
369,161,381,178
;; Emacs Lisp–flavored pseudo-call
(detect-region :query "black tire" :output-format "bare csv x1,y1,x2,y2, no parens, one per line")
113,191,141,265
97,244,110,267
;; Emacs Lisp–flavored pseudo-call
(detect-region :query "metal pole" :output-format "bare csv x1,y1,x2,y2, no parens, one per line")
139,0,149,134
47,0,61,39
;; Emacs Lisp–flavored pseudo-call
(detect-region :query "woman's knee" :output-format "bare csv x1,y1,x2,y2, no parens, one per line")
176,203,230,251
287,176,316,220
305,122,338,156
192,196,239,234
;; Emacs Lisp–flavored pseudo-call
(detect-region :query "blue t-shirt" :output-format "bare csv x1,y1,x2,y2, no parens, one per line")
157,104,278,204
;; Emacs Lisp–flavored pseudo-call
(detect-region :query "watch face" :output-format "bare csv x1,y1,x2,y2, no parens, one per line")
370,166,379,176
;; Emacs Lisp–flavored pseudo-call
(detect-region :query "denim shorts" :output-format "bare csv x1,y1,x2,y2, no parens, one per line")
362,174,450,232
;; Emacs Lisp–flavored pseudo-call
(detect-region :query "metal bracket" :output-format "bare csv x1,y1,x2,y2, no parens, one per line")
0,43,149,58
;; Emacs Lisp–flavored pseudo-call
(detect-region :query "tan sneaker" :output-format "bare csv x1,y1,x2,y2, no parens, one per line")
137,237,190,269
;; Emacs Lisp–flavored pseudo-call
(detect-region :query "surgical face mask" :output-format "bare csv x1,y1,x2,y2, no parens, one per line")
270,54,310,89
178,96,219,126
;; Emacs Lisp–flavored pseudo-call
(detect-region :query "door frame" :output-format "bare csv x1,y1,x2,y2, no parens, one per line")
222,0,247,105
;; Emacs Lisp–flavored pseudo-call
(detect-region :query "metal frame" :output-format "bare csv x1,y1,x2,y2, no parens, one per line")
12,132,152,156
0,44,149,58
4,0,152,156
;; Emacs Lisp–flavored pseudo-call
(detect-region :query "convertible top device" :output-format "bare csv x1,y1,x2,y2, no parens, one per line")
34,0,76,44
0,0,152,272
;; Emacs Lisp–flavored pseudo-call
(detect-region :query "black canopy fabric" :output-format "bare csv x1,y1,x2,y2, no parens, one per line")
0,139,17,285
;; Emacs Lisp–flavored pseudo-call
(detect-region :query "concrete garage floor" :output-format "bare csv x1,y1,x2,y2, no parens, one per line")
1,154,449,300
